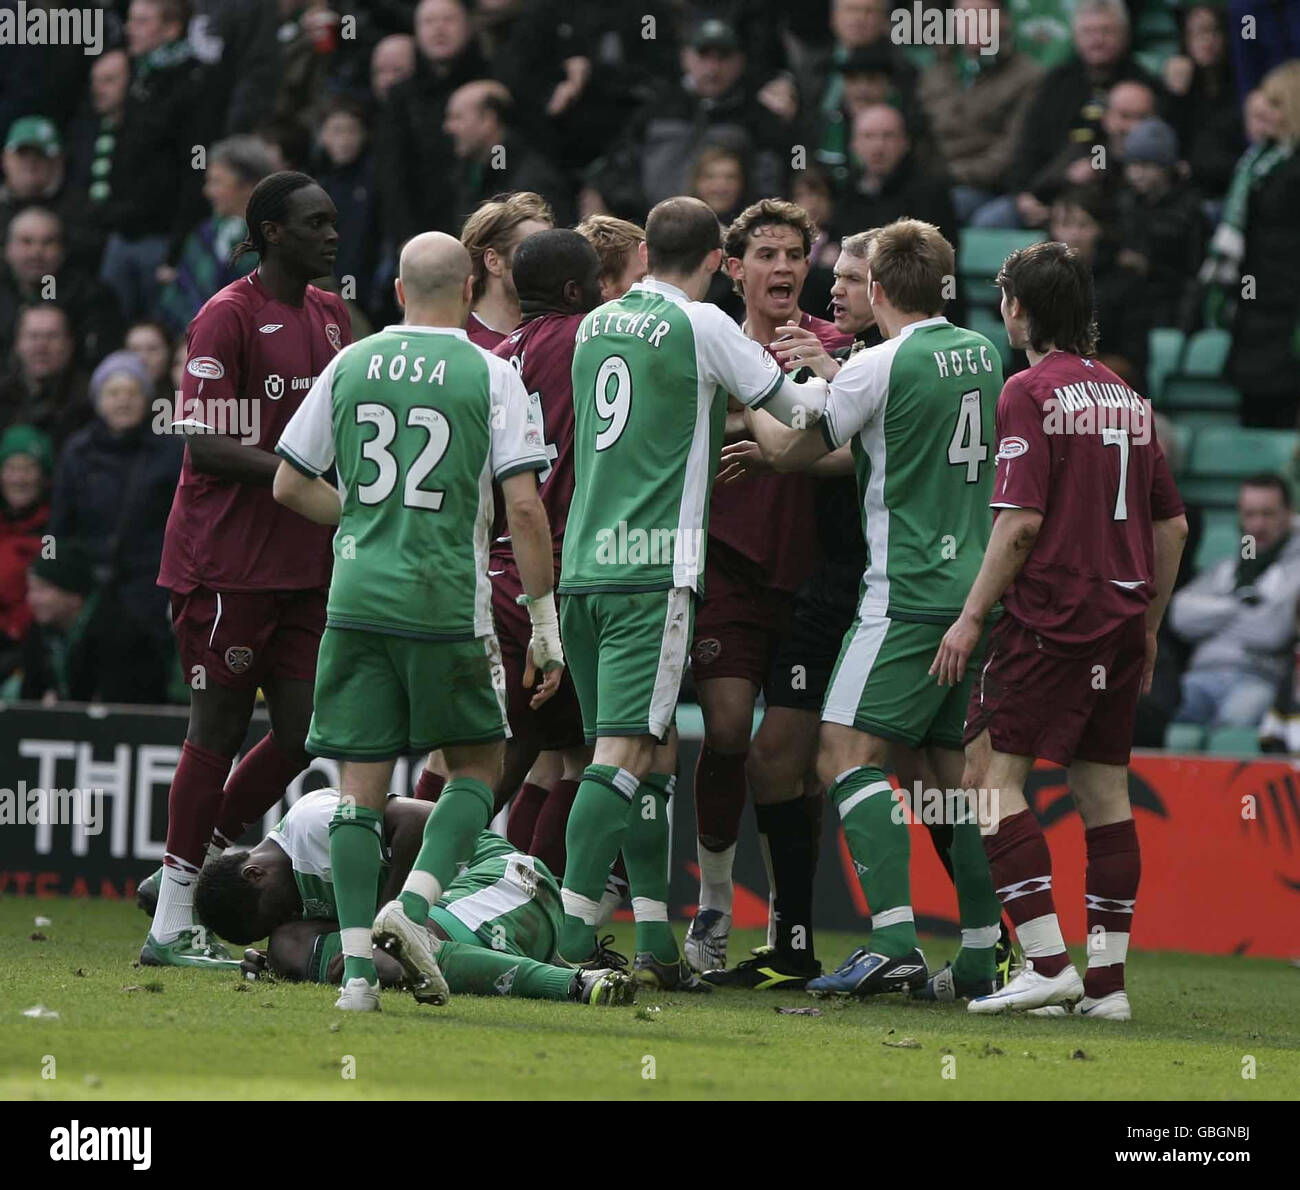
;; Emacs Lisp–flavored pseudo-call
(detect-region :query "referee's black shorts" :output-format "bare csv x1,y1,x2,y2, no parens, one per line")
764,560,861,712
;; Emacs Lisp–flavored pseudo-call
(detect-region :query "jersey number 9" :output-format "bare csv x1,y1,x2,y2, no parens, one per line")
594,355,632,452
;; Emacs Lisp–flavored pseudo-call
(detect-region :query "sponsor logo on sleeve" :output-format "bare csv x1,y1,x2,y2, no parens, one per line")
186,356,224,380
996,435,1029,461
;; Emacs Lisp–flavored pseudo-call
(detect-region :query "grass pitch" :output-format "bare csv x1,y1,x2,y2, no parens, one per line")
2,898,1297,1100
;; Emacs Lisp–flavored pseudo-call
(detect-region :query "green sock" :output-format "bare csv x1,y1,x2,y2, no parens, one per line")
624,772,677,963
400,779,494,922
558,764,636,961
436,939,575,1001
949,813,1001,984
831,766,917,958
328,804,384,985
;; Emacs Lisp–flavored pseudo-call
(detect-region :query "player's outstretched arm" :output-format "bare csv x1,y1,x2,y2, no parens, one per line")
742,405,832,473
931,507,1043,686
271,458,342,525
501,470,563,707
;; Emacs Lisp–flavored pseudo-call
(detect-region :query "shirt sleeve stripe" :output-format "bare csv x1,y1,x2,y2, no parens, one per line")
275,442,324,478
495,456,548,482
820,416,839,451
747,368,786,410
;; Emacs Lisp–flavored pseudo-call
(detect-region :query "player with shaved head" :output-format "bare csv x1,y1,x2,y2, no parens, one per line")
273,229,563,1011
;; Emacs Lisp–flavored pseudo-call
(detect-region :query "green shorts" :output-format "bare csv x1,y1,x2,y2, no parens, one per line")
821,614,987,750
428,850,563,963
307,626,508,761
560,587,693,744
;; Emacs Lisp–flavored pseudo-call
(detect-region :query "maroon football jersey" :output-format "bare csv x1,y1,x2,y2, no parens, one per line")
492,311,579,558
708,313,853,591
467,311,509,351
991,353,1184,644
157,272,351,593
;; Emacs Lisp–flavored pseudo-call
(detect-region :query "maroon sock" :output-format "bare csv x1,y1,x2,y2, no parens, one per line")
984,808,1069,977
506,781,549,850
164,740,232,872
413,769,445,802
1083,818,1140,998
694,744,748,851
212,733,308,845
530,778,581,878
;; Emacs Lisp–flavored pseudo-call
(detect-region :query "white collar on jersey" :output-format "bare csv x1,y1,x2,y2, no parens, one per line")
383,323,469,338
633,277,690,305
896,315,950,339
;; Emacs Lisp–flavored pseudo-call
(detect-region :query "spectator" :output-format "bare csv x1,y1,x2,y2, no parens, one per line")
835,104,959,256
0,116,96,269
459,191,555,348
123,319,175,400
376,0,490,244
0,424,52,684
97,0,214,322
1048,187,1145,382
0,207,124,367
155,135,274,333
370,34,417,104
972,0,1161,227
0,304,92,451
47,351,182,703
792,164,840,320
1008,0,1077,68
314,100,381,320
65,48,130,259
689,145,749,223
1202,62,1300,429
574,213,647,302
188,0,283,135
1163,3,1244,202
444,81,574,228
584,18,790,216
1115,118,1205,331
1170,474,1300,729
918,0,1043,222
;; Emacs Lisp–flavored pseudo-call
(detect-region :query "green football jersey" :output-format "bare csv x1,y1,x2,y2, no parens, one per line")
560,278,786,594
276,325,548,639
820,317,1003,622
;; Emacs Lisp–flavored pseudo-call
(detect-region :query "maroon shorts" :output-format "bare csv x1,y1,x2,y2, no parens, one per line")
690,542,793,688
963,612,1146,767
169,585,326,690
490,556,585,750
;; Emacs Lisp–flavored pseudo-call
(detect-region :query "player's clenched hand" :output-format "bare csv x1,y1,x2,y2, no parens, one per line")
769,323,839,380
241,948,268,981
931,613,981,686
717,440,770,484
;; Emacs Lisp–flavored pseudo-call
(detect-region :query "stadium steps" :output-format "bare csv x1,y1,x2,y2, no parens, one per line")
1180,426,1300,507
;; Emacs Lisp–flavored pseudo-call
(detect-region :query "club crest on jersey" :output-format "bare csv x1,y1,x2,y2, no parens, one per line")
692,637,722,665
186,356,224,380
225,646,254,674
996,436,1029,460
325,323,342,351
264,373,284,400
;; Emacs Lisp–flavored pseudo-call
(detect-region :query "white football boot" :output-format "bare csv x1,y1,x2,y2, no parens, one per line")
1029,989,1132,1020
371,900,450,1006
967,960,1084,1014
335,977,381,1012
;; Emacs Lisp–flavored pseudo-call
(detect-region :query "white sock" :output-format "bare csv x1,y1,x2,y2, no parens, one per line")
151,858,198,942
697,841,736,914
562,889,602,925
632,896,668,922
402,870,440,910
340,927,372,962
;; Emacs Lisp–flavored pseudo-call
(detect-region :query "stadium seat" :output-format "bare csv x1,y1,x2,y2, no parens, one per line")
958,228,1045,301
1163,722,1205,752
1159,376,1241,411
1147,327,1184,402
1179,426,1300,507
1193,508,1242,571
967,305,1011,368
1168,409,1238,432
1166,420,1193,475
1181,328,1231,378
1204,725,1262,756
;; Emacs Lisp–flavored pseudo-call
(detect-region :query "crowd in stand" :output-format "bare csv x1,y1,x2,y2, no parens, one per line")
0,0,1299,749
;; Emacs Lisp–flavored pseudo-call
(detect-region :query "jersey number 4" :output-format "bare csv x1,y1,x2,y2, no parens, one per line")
355,403,450,510
947,388,989,483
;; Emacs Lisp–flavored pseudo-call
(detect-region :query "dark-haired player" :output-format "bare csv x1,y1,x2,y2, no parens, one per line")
197,789,634,1006
492,230,603,875
143,171,350,968
933,240,1187,1020
683,198,850,978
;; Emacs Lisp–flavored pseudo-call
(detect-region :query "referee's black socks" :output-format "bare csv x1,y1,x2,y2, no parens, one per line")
754,798,820,971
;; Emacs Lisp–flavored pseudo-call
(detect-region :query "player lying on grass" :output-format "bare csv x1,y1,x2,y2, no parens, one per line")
192,788,636,1007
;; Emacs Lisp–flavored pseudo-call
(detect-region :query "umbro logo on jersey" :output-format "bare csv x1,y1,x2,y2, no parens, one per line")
258,323,284,334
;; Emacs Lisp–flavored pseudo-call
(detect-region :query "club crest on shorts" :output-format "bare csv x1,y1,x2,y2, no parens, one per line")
224,645,254,674
692,637,722,665
325,323,342,351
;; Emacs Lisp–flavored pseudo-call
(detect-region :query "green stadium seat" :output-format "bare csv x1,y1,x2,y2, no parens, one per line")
967,306,1011,368
958,228,1045,299
1166,420,1193,475
1182,328,1231,378
1164,722,1205,752
1193,508,1242,570
1159,376,1241,411
1204,725,1262,756
1180,426,1300,508
1147,327,1184,402
1168,409,1238,432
